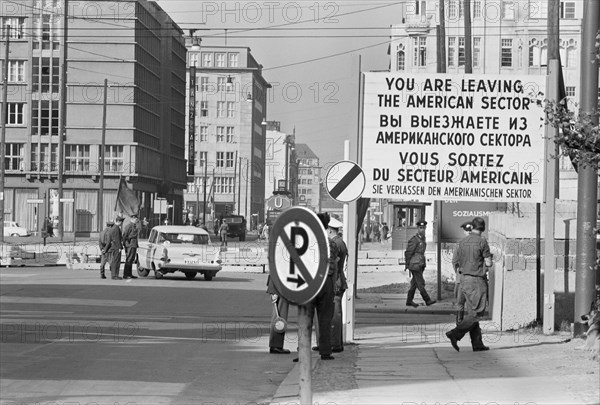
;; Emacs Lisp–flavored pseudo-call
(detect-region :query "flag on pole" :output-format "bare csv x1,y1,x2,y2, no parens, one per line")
115,177,140,216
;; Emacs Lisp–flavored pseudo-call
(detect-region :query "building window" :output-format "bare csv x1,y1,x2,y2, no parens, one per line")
65,145,90,172
200,101,208,117
30,143,58,172
413,37,426,67
528,38,547,67
201,52,213,67
198,151,207,168
32,57,59,93
199,77,209,92
104,145,124,172
501,39,513,67
448,37,456,67
32,1,60,51
565,86,576,98
226,152,234,168
200,126,208,142
448,1,458,19
217,101,226,118
458,37,465,66
215,177,234,194
397,47,405,71
226,127,235,143
217,77,227,92
566,46,577,67
227,102,235,118
560,1,575,18
32,100,59,136
215,53,226,67
228,53,239,67
189,53,199,67
7,103,24,125
1,17,25,39
502,1,515,19
216,152,225,168
4,60,25,82
473,1,482,18
473,37,481,67
4,143,23,171
216,126,225,142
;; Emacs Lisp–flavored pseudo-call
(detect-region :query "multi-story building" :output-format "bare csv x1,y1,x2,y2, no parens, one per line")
295,143,321,212
265,121,297,200
184,42,270,225
1,0,187,235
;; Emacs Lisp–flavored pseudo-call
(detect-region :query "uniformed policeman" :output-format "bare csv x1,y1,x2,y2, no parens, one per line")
122,213,140,279
98,220,114,279
404,220,436,307
266,275,290,354
454,220,474,321
107,215,125,280
329,217,348,353
446,216,492,352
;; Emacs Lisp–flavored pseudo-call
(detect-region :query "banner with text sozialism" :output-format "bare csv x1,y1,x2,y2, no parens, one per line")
361,73,547,203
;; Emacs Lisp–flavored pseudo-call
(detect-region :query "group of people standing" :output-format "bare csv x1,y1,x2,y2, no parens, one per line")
267,212,348,361
99,213,141,280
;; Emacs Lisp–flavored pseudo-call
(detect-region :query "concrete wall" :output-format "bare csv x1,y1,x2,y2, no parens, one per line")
488,201,577,331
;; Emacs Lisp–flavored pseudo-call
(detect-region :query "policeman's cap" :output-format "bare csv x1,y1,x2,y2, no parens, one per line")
115,214,125,222
106,221,114,226
130,213,138,218
328,217,343,230
416,220,427,227
460,221,473,231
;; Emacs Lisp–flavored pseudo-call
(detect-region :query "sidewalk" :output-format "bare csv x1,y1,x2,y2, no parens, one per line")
271,294,600,405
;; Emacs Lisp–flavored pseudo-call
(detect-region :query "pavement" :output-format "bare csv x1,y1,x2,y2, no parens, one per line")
271,292,600,405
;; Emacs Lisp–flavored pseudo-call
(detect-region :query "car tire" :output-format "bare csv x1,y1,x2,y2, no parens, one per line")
185,272,197,279
10,233,19,237
155,270,164,279
137,267,150,277
204,273,214,281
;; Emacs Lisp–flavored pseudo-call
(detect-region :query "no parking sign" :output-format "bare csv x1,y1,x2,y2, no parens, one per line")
268,207,329,305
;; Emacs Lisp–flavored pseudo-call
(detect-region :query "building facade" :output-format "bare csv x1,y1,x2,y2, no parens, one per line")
184,42,270,225
1,0,187,235
294,143,321,212
265,121,297,200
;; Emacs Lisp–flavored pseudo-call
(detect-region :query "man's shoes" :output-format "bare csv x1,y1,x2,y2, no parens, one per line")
292,357,299,362
406,301,419,307
123,276,137,279
100,274,106,279
311,346,319,351
112,276,122,280
269,347,291,354
446,331,460,352
332,347,344,353
320,354,335,360
425,300,437,306
473,345,490,352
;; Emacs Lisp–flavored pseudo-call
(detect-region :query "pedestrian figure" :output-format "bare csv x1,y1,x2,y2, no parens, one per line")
381,222,389,245
373,222,381,242
185,212,199,227
141,217,149,239
46,217,54,237
122,214,140,279
329,217,348,353
261,223,270,241
446,216,493,352
219,220,229,246
267,275,291,354
98,220,113,279
107,215,125,280
404,220,436,307
454,220,474,321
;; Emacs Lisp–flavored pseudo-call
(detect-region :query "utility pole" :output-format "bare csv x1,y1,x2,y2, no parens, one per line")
58,0,68,241
463,0,472,73
237,155,242,215
0,29,10,243
202,156,207,224
98,79,107,231
573,0,599,336
548,0,561,197
438,0,446,74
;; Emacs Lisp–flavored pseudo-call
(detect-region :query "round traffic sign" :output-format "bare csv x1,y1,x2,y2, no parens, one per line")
325,160,365,203
268,207,329,305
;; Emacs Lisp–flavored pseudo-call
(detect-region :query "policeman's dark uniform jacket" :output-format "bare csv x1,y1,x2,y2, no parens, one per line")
446,217,492,352
106,217,124,279
404,221,435,306
266,275,290,354
331,231,348,352
122,216,140,279
308,212,339,360
98,221,113,279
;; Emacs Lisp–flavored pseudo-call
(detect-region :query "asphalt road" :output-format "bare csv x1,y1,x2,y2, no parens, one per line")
0,266,451,404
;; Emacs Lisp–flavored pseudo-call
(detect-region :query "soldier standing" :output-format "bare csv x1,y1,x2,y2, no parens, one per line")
266,275,291,354
107,215,125,280
329,217,348,353
98,220,114,279
404,220,436,307
122,214,140,279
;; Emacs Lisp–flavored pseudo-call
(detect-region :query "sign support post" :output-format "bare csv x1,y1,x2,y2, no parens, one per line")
297,305,312,405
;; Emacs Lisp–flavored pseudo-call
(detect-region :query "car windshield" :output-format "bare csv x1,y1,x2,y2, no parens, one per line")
158,233,209,245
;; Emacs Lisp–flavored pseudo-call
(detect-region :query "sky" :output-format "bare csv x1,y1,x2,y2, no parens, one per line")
156,0,406,169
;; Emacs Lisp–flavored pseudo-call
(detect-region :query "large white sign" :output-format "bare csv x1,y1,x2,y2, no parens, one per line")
361,73,547,203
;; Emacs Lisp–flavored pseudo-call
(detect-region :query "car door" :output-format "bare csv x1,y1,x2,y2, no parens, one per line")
138,229,155,268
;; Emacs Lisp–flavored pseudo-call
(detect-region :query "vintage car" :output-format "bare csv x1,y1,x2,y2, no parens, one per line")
222,215,247,241
3,221,31,237
137,225,222,280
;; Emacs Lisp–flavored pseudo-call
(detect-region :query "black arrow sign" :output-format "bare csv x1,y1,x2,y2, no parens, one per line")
286,275,306,288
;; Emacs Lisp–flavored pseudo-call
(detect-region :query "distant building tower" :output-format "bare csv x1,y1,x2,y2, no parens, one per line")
294,144,321,212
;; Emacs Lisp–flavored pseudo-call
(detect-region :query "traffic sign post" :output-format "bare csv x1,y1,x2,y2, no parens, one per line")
325,160,365,203
268,207,329,405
